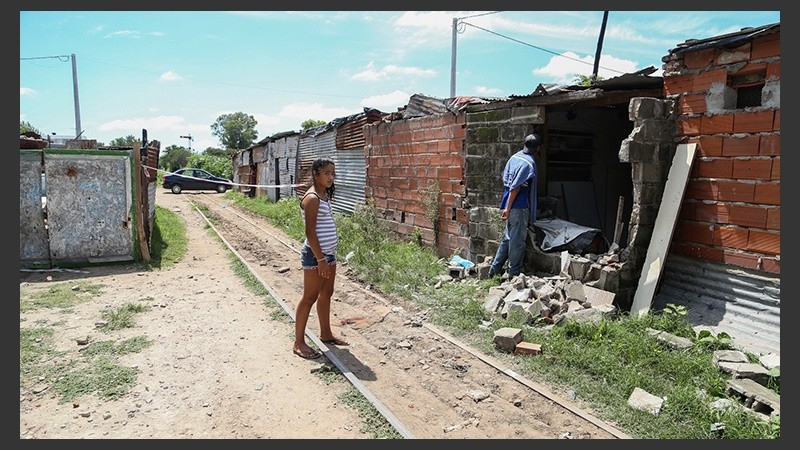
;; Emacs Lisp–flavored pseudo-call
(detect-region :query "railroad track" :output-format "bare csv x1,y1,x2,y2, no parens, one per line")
183,192,631,439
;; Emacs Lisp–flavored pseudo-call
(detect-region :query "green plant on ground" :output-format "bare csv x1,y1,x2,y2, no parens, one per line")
100,302,151,331
20,281,104,312
149,204,187,269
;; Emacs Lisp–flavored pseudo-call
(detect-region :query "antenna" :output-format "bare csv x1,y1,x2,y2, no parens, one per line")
180,134,194,151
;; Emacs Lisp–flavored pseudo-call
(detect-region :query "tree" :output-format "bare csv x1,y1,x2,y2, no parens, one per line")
159,145,192,172
210,112,258,150
300,119,327,131
186,153,233,180
572,74,605,86
108,135,141,147
20,120,41,135
203,146,236,158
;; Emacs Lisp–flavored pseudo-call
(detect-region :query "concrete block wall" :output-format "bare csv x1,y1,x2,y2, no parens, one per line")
662,30,780,275
364,113,469,256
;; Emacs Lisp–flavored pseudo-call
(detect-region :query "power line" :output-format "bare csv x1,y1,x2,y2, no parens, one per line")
460,20,626,76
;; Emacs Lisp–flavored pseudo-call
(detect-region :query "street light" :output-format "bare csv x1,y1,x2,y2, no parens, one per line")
180,134,194,151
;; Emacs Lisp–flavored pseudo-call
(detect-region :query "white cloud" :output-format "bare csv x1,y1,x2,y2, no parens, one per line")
473,86,502,96
160,70,183,82
104,30,142,39
20,87,37,96
351,61,436,81
533,51,639,85
277,103,356,122
360,90,410,111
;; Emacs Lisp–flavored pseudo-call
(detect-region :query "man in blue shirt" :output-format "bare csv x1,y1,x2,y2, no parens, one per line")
488,133,540,278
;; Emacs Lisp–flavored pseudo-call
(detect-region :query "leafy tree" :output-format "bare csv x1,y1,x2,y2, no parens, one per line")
301,119,327,131
108,135,141,147
20,120,41,135
159,145,192,172
203,146,236,158
572,74,605,86
186,153,233,180
210,112,258,150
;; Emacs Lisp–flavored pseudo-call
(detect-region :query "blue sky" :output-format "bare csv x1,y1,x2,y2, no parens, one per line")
20,10,780,151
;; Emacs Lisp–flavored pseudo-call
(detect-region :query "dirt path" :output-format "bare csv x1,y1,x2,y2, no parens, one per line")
19,190,628,439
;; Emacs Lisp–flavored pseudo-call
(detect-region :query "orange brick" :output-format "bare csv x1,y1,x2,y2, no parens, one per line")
678,94,707,115
714,226,749,248
733,110,775,133
670,242,724,264
677,221,714,245
684,48,715,69
722,250,760,270
751,33,780,59
732,159,773,180
722,135,761,157
701,114,734,134
692,69,728,92
514,342,542,356
754,183,779,205
761,257,780,274
759,134,780,156
717,180,755,202
693,137,723,157
766,61,780,80
686,202,730,223
715,43,751,65
766,208,780,230
664,74,694,96
692,159,732,178
771,158,780,180
677,117,702,136
747,230,780,255
729,205,767,228
773,110,780,131
733,62,767,77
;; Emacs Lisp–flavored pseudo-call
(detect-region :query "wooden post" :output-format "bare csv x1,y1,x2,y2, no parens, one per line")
613,196,625,246
133,143,151,262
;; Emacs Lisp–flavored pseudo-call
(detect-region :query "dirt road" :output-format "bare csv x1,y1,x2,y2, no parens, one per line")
19,190,630,439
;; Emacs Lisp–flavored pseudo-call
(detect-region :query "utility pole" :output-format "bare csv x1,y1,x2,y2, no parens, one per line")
71,54,82,139
180,134,194,151
591,12,609,82
450,16,458,98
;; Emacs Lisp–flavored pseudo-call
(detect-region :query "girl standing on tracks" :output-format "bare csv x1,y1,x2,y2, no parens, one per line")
293,157,350,359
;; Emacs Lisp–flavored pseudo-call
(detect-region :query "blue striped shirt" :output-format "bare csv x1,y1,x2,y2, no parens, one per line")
302,192,338,255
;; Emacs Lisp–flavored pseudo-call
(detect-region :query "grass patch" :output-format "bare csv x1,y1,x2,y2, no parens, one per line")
49,356,140,403
149,204,187,269
99,302,151,331
20,281,104,312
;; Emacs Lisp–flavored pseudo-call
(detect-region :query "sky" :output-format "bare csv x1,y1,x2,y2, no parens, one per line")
20,10,781,152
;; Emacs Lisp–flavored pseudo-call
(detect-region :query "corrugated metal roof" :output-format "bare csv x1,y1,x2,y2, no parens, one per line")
511,66,662,99
665,22,779,57
653,255,780,356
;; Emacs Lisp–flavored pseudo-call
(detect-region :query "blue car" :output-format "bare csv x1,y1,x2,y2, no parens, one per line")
162,168,233,194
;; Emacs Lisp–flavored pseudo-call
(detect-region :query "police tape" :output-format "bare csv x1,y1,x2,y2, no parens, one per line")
144,165,305,189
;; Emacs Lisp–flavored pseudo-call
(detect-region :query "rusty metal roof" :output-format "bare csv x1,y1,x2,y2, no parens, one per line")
511,66,662,99
665,22,779,57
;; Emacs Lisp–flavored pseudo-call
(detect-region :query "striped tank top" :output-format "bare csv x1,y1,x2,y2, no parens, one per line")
301,192,338,254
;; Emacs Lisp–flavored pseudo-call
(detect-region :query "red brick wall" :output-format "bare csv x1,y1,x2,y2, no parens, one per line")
669,30,780,274
364,113,469,256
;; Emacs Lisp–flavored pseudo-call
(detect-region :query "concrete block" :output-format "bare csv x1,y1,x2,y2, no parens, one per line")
493,327,523,353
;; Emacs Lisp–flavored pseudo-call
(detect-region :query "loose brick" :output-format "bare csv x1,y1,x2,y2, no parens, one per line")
513,342,542,356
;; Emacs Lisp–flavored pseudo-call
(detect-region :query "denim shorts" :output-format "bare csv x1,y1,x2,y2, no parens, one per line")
300,244,337,269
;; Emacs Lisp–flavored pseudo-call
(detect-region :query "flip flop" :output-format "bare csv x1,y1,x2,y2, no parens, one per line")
320,337,349,346
293,348,322,359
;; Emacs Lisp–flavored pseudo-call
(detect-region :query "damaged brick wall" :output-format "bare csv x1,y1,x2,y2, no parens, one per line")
662,29,780,275
364,113,469,256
